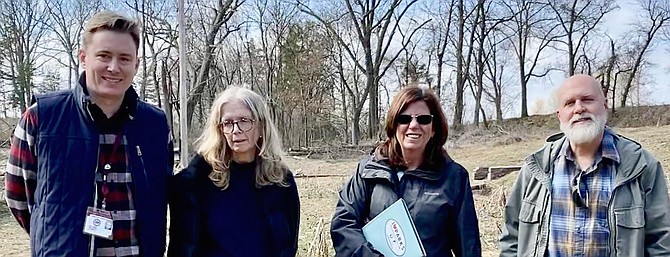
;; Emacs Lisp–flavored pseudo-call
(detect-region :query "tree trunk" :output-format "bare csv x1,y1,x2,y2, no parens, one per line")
518,27,529,118
453,0,465,129
352,108,361,145
186,0,239,127
341,81,349,144
367,75,378,140
473,0,485,127
161,60,173,131
435,52,444,98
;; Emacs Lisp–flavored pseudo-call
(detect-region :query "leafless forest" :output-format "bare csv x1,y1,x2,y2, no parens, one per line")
1,0,669,157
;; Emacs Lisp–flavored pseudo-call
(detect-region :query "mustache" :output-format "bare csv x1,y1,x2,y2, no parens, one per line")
569,113,595,125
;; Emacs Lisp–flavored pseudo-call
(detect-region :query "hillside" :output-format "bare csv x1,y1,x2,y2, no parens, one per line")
449,104,670,148
500,104,670,130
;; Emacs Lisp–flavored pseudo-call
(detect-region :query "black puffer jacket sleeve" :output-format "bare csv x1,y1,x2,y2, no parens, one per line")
167,155,207,257
330,157,384,257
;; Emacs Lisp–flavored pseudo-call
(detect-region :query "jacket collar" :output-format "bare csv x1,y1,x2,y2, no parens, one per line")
360,154,447,182
75,72,139,120
532,128,646,186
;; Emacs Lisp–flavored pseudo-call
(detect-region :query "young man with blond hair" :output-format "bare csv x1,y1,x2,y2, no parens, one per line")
499,74,670,257
5,10,173,257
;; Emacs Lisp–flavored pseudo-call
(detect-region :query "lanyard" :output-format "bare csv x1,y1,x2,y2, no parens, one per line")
98,132,124,208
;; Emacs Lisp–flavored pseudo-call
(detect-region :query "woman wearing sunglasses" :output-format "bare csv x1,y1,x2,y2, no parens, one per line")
330,86,481,257
168,86,299,257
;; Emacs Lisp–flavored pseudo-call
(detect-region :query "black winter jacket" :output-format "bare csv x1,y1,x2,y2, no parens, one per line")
167,154,300,257
331,154,482,257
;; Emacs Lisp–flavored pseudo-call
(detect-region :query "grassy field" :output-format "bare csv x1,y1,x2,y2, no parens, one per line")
0,125,668,256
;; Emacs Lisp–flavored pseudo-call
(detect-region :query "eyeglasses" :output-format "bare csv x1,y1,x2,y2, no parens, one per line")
571,171,589,208
397,114,433,125
220,118,255,134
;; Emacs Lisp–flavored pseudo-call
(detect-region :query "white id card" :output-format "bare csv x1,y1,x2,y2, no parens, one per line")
83,207,114,240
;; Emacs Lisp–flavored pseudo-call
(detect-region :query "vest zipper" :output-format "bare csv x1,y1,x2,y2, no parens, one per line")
89,142,101,257
136,145,150,196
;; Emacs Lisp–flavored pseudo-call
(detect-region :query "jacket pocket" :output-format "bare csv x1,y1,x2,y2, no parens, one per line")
614,206,645,256
519,201,541,223
517,201,542,257
615,206,645,228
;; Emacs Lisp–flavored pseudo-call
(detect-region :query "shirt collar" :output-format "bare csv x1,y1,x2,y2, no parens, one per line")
78,71,138,118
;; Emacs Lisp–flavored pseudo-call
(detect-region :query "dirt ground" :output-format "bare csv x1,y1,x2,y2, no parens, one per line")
0,125,668,257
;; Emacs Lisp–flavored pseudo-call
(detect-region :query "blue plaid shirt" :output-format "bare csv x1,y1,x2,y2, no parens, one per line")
548,128,620,257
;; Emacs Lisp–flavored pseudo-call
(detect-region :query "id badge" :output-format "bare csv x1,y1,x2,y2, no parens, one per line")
83,207,114,240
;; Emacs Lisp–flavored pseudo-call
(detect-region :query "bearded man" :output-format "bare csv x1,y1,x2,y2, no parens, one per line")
498,74,670,257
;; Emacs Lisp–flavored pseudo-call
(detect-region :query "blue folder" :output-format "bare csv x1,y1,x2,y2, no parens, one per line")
362,198,426,257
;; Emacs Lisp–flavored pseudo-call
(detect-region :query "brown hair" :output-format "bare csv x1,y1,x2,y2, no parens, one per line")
82,10,140,52
378,86,449,167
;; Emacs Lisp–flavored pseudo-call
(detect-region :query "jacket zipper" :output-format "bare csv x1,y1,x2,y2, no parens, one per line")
608,187,616,257
536,187,551,256
136,145,146,177
135,145,150,203
89,137,101,257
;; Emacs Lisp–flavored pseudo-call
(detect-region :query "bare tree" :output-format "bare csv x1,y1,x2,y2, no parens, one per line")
619,0,670,107
548,0,616,76
502,0,559,118
597,36,616,104
299,0,428,141
44,0,102,87
483,30,514,123
126,0,179,107
424,0,456,98
186,0,244,127
452,0,480,129
0,0,51,113
471,0,513,127
327,19,367,145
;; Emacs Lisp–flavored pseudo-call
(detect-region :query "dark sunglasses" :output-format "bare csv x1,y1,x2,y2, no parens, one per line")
397,114,433,125
571,171,589,208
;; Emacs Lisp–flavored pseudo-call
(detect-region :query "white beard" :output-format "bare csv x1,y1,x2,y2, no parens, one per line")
560,112,608,145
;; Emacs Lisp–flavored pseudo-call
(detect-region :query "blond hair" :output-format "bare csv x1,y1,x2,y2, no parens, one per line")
82,10,140,52
196,86,289,189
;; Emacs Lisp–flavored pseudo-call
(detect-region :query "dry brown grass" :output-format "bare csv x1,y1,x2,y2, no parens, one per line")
0,126,668,257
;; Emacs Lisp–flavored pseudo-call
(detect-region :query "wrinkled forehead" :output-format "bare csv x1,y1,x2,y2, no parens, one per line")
558,78,603,102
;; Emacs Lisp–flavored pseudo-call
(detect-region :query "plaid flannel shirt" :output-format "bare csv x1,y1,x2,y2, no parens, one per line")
548,128,620,257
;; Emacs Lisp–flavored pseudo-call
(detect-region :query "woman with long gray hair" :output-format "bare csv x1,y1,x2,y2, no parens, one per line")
168,86,299,257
